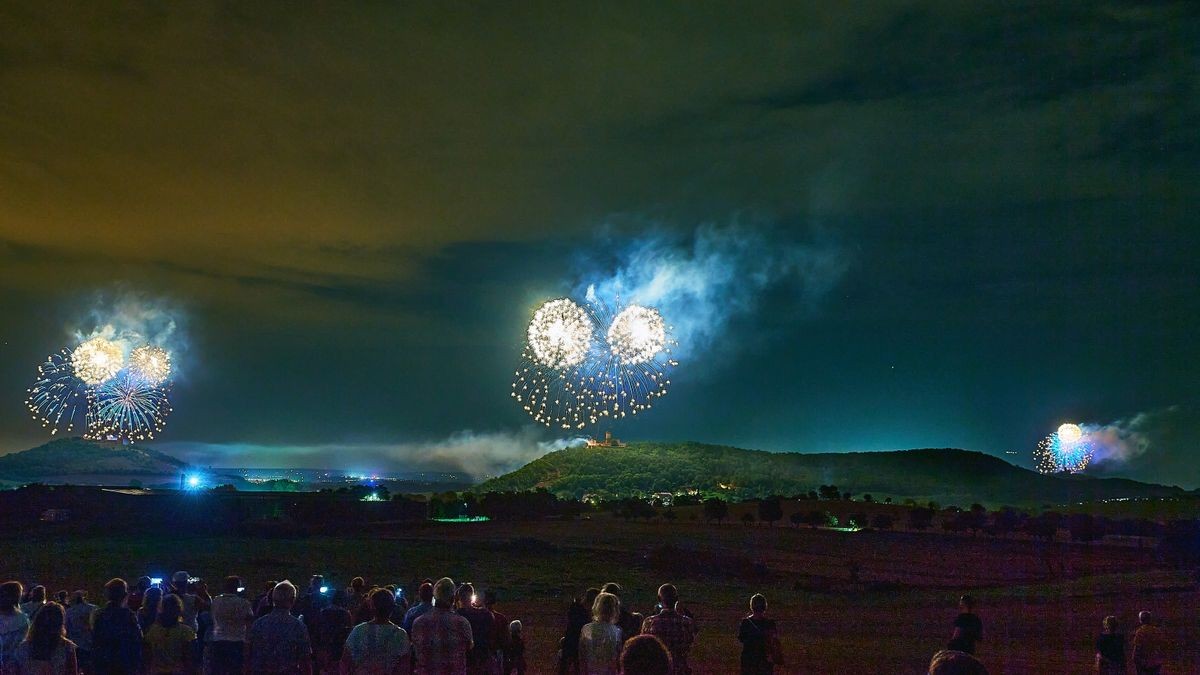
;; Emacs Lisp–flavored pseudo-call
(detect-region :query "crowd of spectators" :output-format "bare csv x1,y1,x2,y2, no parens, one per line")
0,574,1176,674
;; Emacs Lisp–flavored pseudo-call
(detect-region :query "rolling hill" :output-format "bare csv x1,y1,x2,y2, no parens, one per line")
0,437,190,484
477,441,1186,507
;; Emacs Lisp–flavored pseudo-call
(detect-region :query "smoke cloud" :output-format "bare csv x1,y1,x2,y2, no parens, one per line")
161,428,587,482
69,289,188,378
574,222,847,359
1085,405,1181,466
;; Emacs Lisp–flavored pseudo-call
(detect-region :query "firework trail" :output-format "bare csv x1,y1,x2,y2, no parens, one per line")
26,349,93,435
89,370,173,442
513,297,677,429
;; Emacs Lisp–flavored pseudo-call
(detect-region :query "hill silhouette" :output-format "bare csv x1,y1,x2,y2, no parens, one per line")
0,437,189,483
477,441,1185,507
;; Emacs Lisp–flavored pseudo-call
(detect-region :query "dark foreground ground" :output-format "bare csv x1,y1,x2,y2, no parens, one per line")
5,518,1198,673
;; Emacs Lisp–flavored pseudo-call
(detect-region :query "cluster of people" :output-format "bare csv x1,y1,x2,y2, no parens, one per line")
0,572,529,675
2,574,1177,674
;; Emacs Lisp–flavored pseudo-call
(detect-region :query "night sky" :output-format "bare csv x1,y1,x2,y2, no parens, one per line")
0,3,1197,484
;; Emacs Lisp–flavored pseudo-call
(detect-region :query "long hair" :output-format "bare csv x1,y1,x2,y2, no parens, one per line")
139,587,163,626
159,594,183,628
25,602,66,661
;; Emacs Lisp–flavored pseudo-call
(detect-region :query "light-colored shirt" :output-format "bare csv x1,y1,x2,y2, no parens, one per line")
0,611,32,671
578,621,622,675
641,610,694,675
344,622,410,674
411,607,473,675
210,594,254,642
64,603,97,652
144,623,195,674
14,637,75,675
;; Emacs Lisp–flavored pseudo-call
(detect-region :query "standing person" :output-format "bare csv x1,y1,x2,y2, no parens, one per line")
15,603,78,675
254,582,277,619
947,595,983,655
1131,611,1165,675
63,592,96,673
410,578,473,675
401,584,433,635
127,579,152,613
142,595,195,675
1,582,31,675
169,573,200,633
339,588,410,675
246,581,312,675
317,591,353,674
483,591,508,675
738,594,781,675
295,575,329,665
18,589,46,621
1095,615,1125,674
454,585,492,675
343,579,366,619
137,588,164,634
503,622,524,675
208,577,254,675
578,593,621,675
618,635,672,675
89,579,142,675
558,589,598,675
640,585,693,675
599,585,640,645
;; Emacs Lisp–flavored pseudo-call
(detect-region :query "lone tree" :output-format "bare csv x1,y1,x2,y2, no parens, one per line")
703,497,729,524
758,497,784,527
804,510,827,528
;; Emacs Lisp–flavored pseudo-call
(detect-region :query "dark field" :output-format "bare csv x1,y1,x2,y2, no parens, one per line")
5,517,1198,673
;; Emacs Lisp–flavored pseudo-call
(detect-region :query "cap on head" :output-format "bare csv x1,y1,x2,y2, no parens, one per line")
1138,610,1153,625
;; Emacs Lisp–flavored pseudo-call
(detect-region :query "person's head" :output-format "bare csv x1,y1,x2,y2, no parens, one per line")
142,587,163,615
0,582,22,613
601,582,622,598
484,589,498,608
159,594,182,627
584,587,602,610
71,591,86,606
620,634,672,675
28,585,46,603
350,577,365,592
104,578,128,606
223,576,242,595
750,593,767,614
171,571,189,592
418,582,433,605
928,649,988,675
508,619,522,639
309,575,324,591
1138,610,1153,626
1103,616,1118,633
657,583,678,609
272,581,298,609
432,578,455,608
593,592,619,624
369,587,395,623
135,576,152,592
55,591,67,605
26,602,66,661
958,595,975,612
456,582,475,608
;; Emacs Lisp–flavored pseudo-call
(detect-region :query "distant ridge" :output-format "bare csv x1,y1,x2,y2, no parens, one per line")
477,441,1184,507
0,437,189,483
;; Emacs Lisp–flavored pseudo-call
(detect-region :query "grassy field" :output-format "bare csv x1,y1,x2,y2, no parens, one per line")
4,517,1198,673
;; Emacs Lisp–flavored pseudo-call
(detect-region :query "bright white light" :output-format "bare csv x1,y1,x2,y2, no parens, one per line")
1057,423,1083,445
130,345,172,385
607,305,666,363
186,475,201,488
72,337,124,385
527,299,593,368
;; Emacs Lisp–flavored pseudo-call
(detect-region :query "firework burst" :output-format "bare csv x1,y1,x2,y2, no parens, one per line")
513,296,677,429
129,344,172,385
89,370,173,442
1034,423,1096,474
71,337,124,385
26,349,93,435
526,298,593,369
